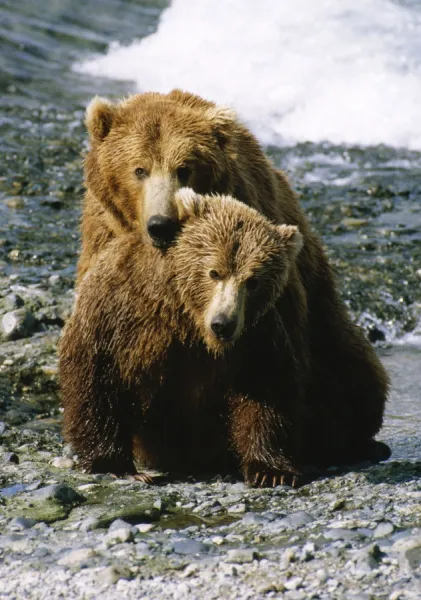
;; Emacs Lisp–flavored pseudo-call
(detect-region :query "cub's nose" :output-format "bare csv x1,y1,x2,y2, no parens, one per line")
147,215,178,247
211,314,237,341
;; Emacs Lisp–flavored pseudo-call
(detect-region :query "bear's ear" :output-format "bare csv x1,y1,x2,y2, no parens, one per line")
205,106,236,149
275,225,304,259
175,188,210,222
85,96,115,143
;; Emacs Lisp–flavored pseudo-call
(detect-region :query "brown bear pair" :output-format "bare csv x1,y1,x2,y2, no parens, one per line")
61,89,390,486
61,187,390,486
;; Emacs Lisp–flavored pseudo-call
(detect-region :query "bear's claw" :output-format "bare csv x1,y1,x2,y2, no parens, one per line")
250,470,299,488
126,472,156,484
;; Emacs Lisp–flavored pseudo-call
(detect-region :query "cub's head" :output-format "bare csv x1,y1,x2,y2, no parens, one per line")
172,189,303,355
85,90,235,248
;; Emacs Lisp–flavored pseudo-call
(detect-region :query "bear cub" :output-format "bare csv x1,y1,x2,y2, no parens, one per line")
60,189,307,486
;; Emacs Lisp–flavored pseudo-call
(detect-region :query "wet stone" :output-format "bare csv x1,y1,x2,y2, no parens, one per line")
227,503,246,514
96,565,132,586
108,518,133,532
57,547,96,566
2,452,19,464
3,293,24,310
106,526,134,545
226,548,259,564
325,528,363,540
173,539,210,555
241,512,269,526
373,522,394,538
272,511,315,530
51,457,74,469
1,309,36,341
31,483,84,505
80,516,101,532
7,517,37,531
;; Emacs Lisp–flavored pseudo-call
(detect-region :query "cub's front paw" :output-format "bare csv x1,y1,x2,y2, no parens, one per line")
244,462,300,488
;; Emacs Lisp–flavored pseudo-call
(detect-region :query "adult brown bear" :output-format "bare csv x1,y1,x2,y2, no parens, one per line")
75,90,390,478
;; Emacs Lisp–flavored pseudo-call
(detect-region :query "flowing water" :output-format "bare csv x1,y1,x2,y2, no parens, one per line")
1,0,420,460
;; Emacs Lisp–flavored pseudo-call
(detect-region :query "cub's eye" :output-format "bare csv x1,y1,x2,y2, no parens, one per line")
177,165,191,184
246,277,259,291
209,270,221,281
134,167,148,179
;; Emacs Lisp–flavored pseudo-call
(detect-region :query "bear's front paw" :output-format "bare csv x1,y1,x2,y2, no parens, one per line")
244,463,300,488
124,472,159,485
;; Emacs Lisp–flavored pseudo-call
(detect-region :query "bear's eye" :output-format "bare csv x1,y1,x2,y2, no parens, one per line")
134,167,148,180
246,277,259,291
209,270,221,281
177,165,191,185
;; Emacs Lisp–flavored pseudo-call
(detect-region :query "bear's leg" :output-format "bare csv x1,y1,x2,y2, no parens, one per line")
60,342,140,476
305,317,390,466
228,394,300,488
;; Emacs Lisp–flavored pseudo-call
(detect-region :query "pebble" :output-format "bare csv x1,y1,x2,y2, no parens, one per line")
227,503,247,514
31,483,83,505
354,543,383,572
325,528,362,540
211,535,225,545
373,522,394,538
182,563,199,578
57,548,96,566
226,549,259,564
135,523,155,534
241,512,268,525
284,576,303,590
173,539,209,555
51,457,75,469
2,452,19,464
1,309,36,341
96,566,131,585
271,511,314,530
48,274,63,287
80,517,101,532
7,517,37,531
106,527,134,545
3,293,24,310
6,197,25,209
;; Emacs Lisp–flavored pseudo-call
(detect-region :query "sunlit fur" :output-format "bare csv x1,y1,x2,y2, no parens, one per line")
173,190,302,354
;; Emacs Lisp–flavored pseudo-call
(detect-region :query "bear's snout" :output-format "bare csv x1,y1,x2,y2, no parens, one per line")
147,215,179,248
210,313,238,341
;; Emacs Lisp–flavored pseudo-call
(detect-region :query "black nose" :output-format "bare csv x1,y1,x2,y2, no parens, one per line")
147,215,178,247
210,314,237,340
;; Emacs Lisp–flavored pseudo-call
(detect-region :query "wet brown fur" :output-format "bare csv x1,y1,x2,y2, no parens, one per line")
61,191,389,483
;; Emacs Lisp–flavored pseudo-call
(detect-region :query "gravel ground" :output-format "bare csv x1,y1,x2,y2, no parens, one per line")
1,441,420,599
0,326,420,599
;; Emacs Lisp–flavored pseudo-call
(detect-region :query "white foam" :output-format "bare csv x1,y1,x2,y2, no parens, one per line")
76,0,421,149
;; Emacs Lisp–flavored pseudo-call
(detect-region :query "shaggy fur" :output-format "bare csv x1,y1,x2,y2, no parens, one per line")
78,89,305,282
61,191,389,486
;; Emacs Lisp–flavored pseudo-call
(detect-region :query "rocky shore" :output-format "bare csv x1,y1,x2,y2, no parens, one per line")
1,420,420,599
0,321,420,598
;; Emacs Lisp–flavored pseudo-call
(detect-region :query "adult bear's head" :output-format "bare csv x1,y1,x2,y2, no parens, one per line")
85,90,240,249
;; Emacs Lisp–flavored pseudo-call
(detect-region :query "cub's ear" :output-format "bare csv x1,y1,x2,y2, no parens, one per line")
175,188,210,222
205,106,236,149
85,96,115,143
275,225,304,259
